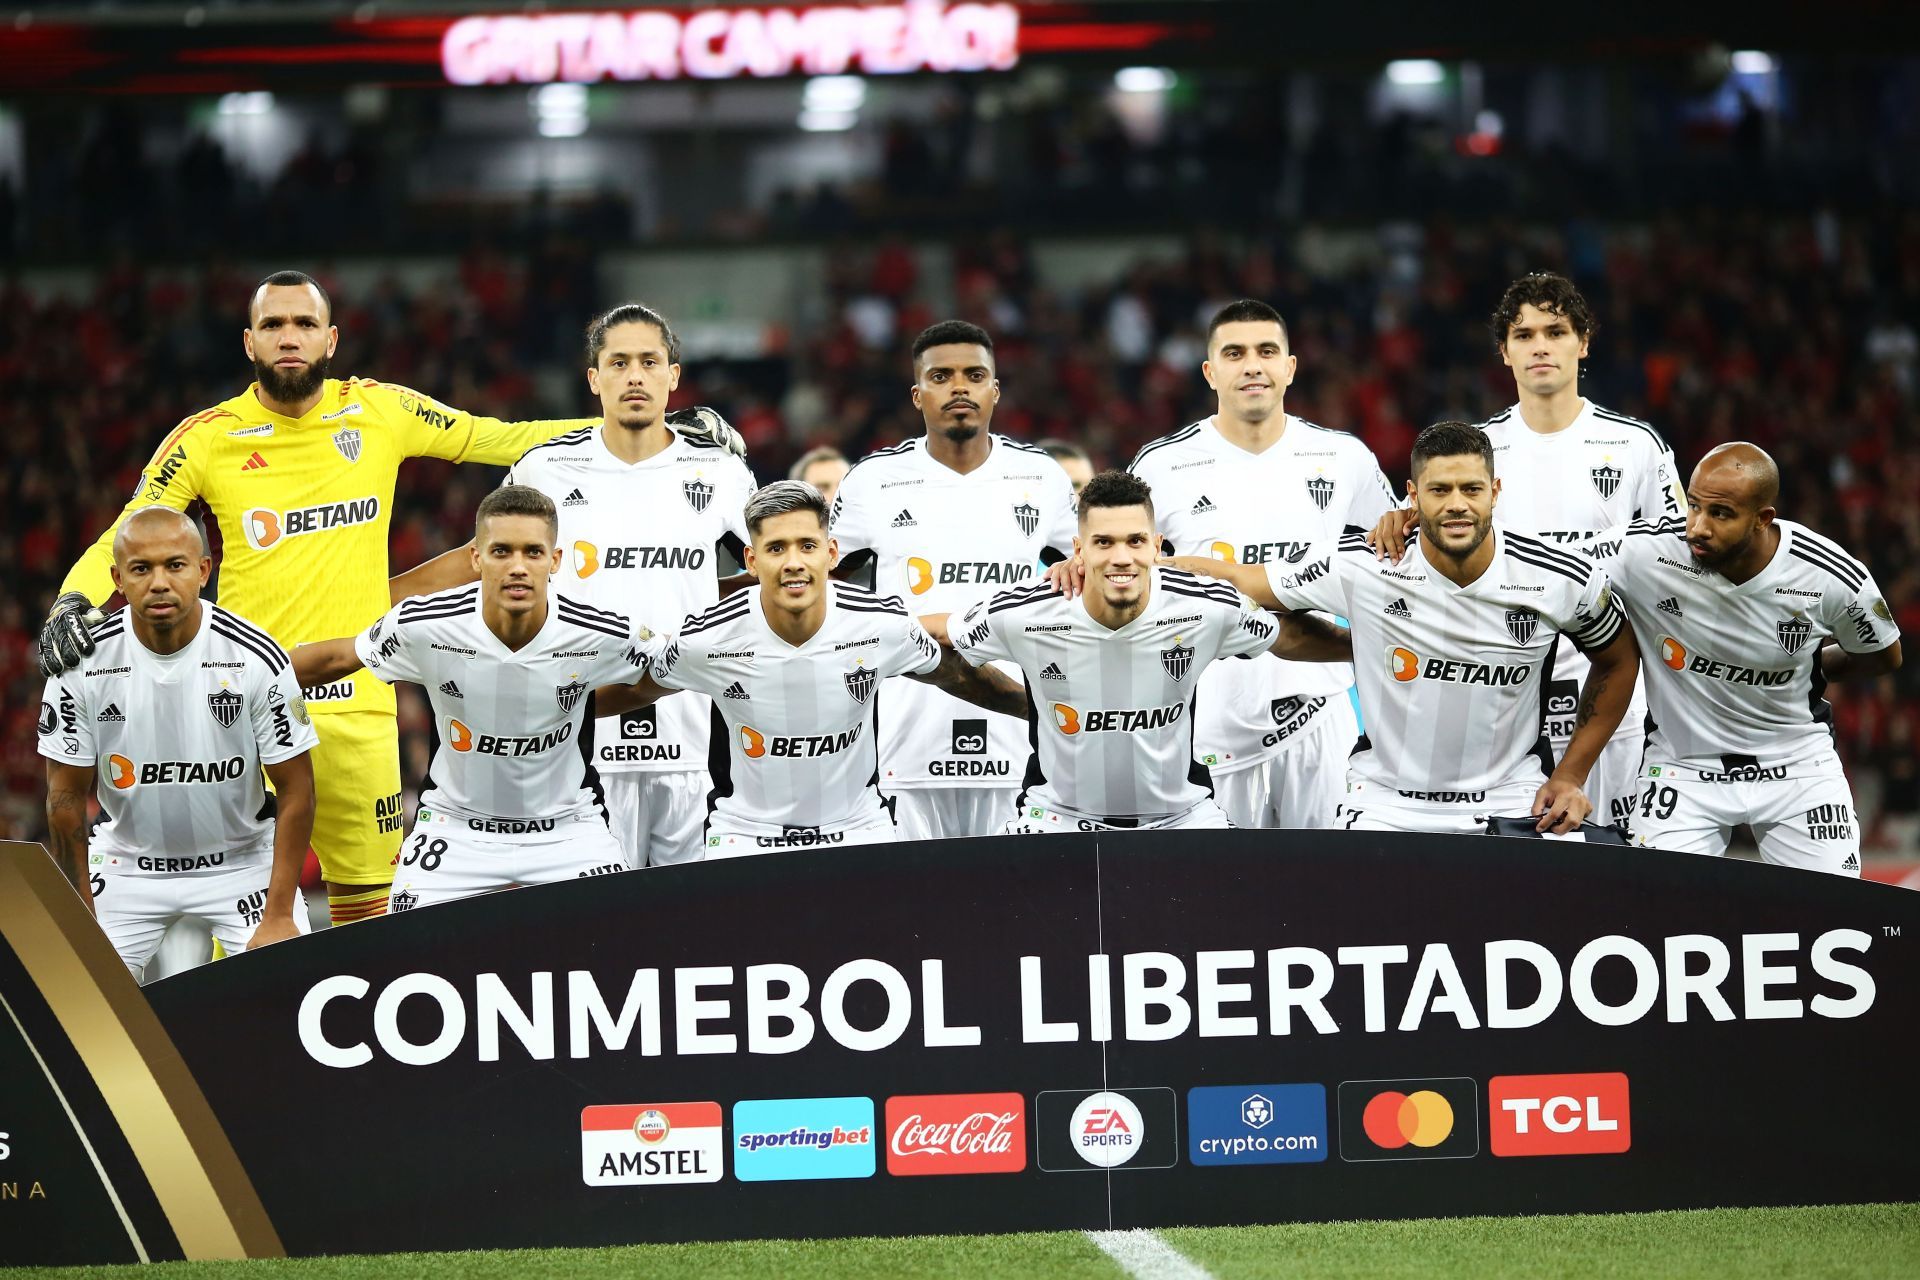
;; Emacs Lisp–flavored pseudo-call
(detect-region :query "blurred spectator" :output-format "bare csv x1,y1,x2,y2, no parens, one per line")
789,446,850,506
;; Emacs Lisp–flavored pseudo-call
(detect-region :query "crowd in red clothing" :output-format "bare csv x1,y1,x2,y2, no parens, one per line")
5,208,1917,848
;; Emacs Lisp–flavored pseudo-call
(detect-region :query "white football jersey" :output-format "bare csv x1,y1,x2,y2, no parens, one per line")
829,435,1076,790
951,567,1281,822
38,604,317,866
651,583,944,833
1129,414,1397,771
506,427,754,777
1592,517,1898,770
1482,399,1682,746
355,586,658,824
1269,531,1625,797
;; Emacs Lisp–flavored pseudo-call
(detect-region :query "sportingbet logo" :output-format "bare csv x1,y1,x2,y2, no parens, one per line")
906,556,1033,595
732,1097,875,1182
1488,1073,1630,1157
1388,646,1529,687
243,497,381,550
885,1093,1026,1176
581,1102,723,1186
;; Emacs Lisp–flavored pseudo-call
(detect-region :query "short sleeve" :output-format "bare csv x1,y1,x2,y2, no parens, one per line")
1266,553,1347,616
1824,565,1900,655
1563,564,1626,655
1219,598,1282,659
889,610,944,677
1041,465,1078,556
36,677,92,765
256,662,320,766
646,631,714,696
598,622,668,685
1344,450,1401,530
353,605,424,685
828,468,878,556
950,596,1013,668
1636,440,1685,523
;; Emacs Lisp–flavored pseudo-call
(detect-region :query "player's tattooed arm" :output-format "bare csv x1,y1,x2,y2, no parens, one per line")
1535,626,1640,832
592,676,676,717
293,638,365,689
44,762,96,915
1268,612,1352,663
1819,639,1903,683
909,647,1029,720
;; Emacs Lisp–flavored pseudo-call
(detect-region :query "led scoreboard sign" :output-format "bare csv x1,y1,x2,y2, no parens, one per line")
441,3,1022,85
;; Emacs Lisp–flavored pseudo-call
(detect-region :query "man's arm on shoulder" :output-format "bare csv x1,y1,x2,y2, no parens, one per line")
293,637,366,688
1161,555,1284,610
390,541,479,604
907,646,1029,719
1534,614,1640,834
1269,612,1352,663
44,761,96,914
592,675,678,718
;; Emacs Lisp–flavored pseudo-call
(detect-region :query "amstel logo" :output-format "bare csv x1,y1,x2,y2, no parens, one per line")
907,557,935,595
108,753,137,789
1390,646,1421,682
1660,636,1687,671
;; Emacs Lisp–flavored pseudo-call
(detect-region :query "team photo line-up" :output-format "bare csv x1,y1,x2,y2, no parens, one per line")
33,270,1902,980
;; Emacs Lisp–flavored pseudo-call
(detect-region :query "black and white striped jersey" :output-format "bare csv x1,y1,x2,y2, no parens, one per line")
1269,532,1624,796
951,567,1280,822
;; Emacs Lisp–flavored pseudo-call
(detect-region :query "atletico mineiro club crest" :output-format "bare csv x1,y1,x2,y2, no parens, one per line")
1013,500,1039,538
556,680,587,713
1306,475,1335,511
1590,462,1621,500
1778,614,1813,655
684,477,714,513
844,662,877,705
1160,639,1194,682
208,686,243,728
332,427,362,463
1505,609,1538,645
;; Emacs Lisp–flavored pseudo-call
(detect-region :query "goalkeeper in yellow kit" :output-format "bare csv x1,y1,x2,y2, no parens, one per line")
38,271,741,926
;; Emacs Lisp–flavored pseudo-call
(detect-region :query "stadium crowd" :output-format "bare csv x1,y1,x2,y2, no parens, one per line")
5,206,1919,851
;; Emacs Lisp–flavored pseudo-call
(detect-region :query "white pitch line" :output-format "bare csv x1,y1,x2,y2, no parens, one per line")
1086,1229,1215,1280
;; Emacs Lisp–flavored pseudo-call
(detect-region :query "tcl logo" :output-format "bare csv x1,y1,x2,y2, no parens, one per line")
1489,1073,1631,1157
884,1093,1025,1176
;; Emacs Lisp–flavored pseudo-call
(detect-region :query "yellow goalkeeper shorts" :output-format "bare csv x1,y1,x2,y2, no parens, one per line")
306,711,405,886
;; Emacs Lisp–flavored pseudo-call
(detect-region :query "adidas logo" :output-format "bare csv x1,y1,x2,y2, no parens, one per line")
562,488,588,507
890,509,917,528
1657,597,1683,617
1039,662,1066,681
240,451,269,471
1191,495,1216,515
97,703,125,723
1384,597,1412,618
1841,852,1860,873
439,680,463,699
722,681,750,700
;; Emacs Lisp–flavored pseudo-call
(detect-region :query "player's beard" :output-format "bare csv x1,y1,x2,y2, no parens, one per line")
254,352,331,404
1426,511,1493,563
939,419,983,444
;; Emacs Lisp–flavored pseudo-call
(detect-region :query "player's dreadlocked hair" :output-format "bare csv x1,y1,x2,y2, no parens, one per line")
1410,422,1496,480
1076,470,1155,524
911,320,994,369
1488,271,1597,353
1206,298,1289,350
586,302,682,367
476,484,559,542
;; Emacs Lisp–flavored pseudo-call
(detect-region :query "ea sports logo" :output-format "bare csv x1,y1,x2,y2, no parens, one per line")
243,508,282,550
1362,1089,1454,1150
449,718,474,752
1660,636,1687,671
108,754,137,790
633,1109,671,1145
907,557,934,595
741,725,767,758
1390,646,1421,682
1069,1090,1143,1168
573,541,601,578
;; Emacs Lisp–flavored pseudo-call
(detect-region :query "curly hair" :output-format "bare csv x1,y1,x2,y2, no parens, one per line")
1488,271,1597,353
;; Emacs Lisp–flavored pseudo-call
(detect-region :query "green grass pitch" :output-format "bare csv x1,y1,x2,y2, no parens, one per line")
11,1203,1916,1279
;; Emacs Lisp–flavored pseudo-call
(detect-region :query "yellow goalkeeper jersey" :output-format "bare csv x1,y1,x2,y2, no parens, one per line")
61,377,593,716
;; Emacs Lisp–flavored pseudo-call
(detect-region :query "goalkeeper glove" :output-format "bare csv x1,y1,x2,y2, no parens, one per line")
39,592,107,679
664,406,747,458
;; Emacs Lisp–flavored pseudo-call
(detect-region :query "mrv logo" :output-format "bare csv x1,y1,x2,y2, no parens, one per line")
293,928,1879,1068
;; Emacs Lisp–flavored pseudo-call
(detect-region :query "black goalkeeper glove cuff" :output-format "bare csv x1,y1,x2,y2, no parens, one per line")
39,592,105,679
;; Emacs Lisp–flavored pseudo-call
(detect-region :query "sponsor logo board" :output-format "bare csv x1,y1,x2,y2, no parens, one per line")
732,1097,875,1182
581,1102,724,1185
1188,1084,1327,1166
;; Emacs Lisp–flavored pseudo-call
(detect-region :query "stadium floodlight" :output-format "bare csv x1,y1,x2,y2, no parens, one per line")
803,76,867,113
1113,67,1176,94
217,92,274,116
533,83,588,138
1730,50,1777,75
1385,59,1445,86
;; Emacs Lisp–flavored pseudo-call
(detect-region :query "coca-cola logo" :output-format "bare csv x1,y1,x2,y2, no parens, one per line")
884,1092,1027,1176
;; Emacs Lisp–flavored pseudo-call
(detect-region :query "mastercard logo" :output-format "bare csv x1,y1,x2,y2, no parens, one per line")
1390,646,1421,682
108,754,137,790
449,718,473,752
1660,636,1687,671
907,557,934,595
1361,1089,1454,1149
